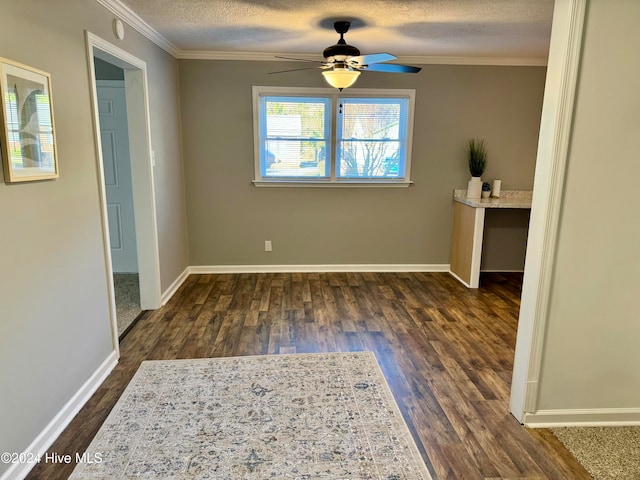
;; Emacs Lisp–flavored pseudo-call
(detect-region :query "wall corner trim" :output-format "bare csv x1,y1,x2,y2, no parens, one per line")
0,351,118,480
509,0,587,422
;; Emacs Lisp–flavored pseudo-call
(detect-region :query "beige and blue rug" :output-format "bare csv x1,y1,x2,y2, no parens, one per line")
70,352,432,479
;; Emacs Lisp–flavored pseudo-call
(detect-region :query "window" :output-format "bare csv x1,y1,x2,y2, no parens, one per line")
253,87,415,186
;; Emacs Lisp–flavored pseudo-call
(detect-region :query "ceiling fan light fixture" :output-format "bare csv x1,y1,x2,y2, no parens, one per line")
270,21,420,84
322,68,361,90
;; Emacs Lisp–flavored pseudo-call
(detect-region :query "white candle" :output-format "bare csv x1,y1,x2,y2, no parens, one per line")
492,179,502,197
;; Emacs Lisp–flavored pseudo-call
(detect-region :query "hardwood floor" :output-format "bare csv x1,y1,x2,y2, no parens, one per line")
27,272,591,479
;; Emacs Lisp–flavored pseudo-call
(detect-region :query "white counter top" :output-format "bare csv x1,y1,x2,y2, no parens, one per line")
453,189,532,209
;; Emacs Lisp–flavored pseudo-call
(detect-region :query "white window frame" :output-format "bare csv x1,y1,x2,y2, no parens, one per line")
252,86,416,187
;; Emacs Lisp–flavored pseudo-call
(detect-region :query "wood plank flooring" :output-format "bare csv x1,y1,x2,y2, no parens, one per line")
26,272,591,480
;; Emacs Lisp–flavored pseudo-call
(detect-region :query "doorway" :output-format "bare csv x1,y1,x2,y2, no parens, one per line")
86,32,161,349
96,74,141,335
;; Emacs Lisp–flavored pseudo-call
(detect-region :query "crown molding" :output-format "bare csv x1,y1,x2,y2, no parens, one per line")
177,50,548,66
175,50,317,62
95,0,547,67
95,0,180,57
400,55,548,67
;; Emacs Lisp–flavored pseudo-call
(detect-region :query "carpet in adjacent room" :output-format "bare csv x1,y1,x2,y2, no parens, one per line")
552,426,640,480
113,273,141,336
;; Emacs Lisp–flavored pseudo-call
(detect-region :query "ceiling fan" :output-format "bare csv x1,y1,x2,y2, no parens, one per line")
270,21,421,90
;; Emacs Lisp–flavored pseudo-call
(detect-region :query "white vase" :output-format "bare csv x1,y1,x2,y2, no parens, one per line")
482,190,491,198
467,177,482,199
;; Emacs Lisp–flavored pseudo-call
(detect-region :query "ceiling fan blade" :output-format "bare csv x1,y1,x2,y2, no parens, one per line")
274,56,325,64
348,53,396,66
363,63,422,73
269,66,326,74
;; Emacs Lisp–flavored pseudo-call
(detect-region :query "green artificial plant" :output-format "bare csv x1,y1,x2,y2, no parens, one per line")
467,138,487,178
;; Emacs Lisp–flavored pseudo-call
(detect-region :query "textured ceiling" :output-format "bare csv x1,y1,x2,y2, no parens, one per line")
117,0,554,62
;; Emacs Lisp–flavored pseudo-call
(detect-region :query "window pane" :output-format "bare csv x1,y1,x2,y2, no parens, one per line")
339,140,401,178
264,139,327,177
261,96,330,178
337,98,408,179
341,101,401,140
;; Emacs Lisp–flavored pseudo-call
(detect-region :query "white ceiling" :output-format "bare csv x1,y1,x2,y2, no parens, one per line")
109,0,555,64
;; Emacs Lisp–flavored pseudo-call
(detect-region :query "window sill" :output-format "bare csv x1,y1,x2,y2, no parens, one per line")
252,180,413,188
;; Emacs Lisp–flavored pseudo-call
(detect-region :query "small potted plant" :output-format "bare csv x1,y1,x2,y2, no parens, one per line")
482,181,491,198
466,138,487,199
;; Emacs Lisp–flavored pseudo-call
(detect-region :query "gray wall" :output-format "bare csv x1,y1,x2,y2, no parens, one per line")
0,0,188,474
537,0,640,410
180,60,546,267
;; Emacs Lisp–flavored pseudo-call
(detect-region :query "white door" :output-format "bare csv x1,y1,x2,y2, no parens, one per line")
97,80,138,273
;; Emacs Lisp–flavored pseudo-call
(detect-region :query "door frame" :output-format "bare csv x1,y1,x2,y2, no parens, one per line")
509,0,586,422
85,31,161,350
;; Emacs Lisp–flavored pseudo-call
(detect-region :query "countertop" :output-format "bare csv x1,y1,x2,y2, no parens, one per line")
453,189,533,209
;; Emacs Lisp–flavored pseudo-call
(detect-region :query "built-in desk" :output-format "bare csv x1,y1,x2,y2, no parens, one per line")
450,189,532,288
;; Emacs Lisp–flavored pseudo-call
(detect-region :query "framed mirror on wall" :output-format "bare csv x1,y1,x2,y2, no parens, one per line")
0,57,58,182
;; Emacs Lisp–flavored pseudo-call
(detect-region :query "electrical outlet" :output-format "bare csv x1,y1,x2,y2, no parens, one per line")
265,240,272,252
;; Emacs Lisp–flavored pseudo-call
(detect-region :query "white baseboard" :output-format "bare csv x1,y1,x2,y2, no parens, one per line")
0,351,118,480
189,264,450,274
160,267,190,306
153,264,449,310
523,407,640,427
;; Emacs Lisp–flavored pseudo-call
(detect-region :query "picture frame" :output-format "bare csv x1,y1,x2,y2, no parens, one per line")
0,57,59,182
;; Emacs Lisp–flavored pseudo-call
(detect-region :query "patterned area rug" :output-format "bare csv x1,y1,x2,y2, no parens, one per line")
69,352,432,479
